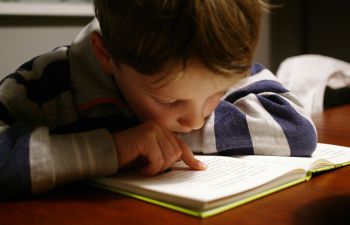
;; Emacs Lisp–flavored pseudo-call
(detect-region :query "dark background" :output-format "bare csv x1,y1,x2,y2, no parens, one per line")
270,0,350,72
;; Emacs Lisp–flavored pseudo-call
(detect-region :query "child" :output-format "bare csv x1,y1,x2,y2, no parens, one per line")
0,0,317,199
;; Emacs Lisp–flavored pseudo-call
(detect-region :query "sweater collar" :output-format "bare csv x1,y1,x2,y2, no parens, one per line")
69,19,132,115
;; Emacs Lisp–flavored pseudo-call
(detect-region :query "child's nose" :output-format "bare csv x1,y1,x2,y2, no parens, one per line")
177,109,205,131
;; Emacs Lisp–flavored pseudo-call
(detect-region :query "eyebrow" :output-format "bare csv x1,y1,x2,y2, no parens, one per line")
149,93,178,102
150,89,228,103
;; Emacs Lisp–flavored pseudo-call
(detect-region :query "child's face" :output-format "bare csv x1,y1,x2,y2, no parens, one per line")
111,59,237,133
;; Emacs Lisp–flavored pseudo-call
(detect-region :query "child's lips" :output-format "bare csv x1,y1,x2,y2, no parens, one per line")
173,127,193,133
173,125,205,133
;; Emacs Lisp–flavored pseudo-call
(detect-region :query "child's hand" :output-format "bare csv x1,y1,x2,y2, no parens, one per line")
112,120,207,176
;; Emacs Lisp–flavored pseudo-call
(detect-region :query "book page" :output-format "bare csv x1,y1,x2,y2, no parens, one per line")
236,143,350,171
311,143,350,164
94,156,305,203
236,155,319,171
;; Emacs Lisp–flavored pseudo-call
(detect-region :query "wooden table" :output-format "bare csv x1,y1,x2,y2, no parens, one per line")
1,105,350,225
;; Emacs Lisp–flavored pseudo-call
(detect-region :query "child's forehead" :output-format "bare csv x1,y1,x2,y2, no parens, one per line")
144,58,240,90
143,62,241,98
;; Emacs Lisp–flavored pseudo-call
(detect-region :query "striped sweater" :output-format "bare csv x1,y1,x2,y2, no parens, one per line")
0,19,317,199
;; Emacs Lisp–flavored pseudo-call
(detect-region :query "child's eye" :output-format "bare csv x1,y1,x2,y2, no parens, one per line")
154,99,178,109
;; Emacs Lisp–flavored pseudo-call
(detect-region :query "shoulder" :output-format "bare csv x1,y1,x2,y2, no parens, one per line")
15,46,70,81
0,46,72,104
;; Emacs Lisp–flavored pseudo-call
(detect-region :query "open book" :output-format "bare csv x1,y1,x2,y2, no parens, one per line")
90,143,350,218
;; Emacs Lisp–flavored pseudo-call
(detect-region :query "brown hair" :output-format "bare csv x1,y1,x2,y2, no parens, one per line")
94,0,267,76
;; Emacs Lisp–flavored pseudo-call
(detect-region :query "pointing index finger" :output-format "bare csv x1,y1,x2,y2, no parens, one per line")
175,136,207,171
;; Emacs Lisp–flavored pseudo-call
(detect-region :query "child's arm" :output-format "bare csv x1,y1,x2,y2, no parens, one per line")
0,49,119,199
0,114,204,199
0,118,118,200
179,64,317,157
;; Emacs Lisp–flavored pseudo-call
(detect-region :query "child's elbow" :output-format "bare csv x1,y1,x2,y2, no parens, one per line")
288,119,318,157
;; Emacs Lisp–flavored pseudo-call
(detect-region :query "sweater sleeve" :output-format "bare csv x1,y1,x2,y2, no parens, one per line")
179,64,317,157
0,48,118,200
0,122,118,199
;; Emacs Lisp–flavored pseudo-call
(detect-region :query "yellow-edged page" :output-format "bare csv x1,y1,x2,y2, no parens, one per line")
91,155,307,217
90,143,350,218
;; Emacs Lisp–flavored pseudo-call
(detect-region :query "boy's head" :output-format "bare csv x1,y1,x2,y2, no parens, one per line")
91,0,267,132
93,0,266,76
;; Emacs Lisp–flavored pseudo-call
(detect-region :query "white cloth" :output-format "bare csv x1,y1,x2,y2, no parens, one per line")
276,54,350,113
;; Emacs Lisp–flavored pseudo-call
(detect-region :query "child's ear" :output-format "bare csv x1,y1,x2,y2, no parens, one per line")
90,32,114,74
